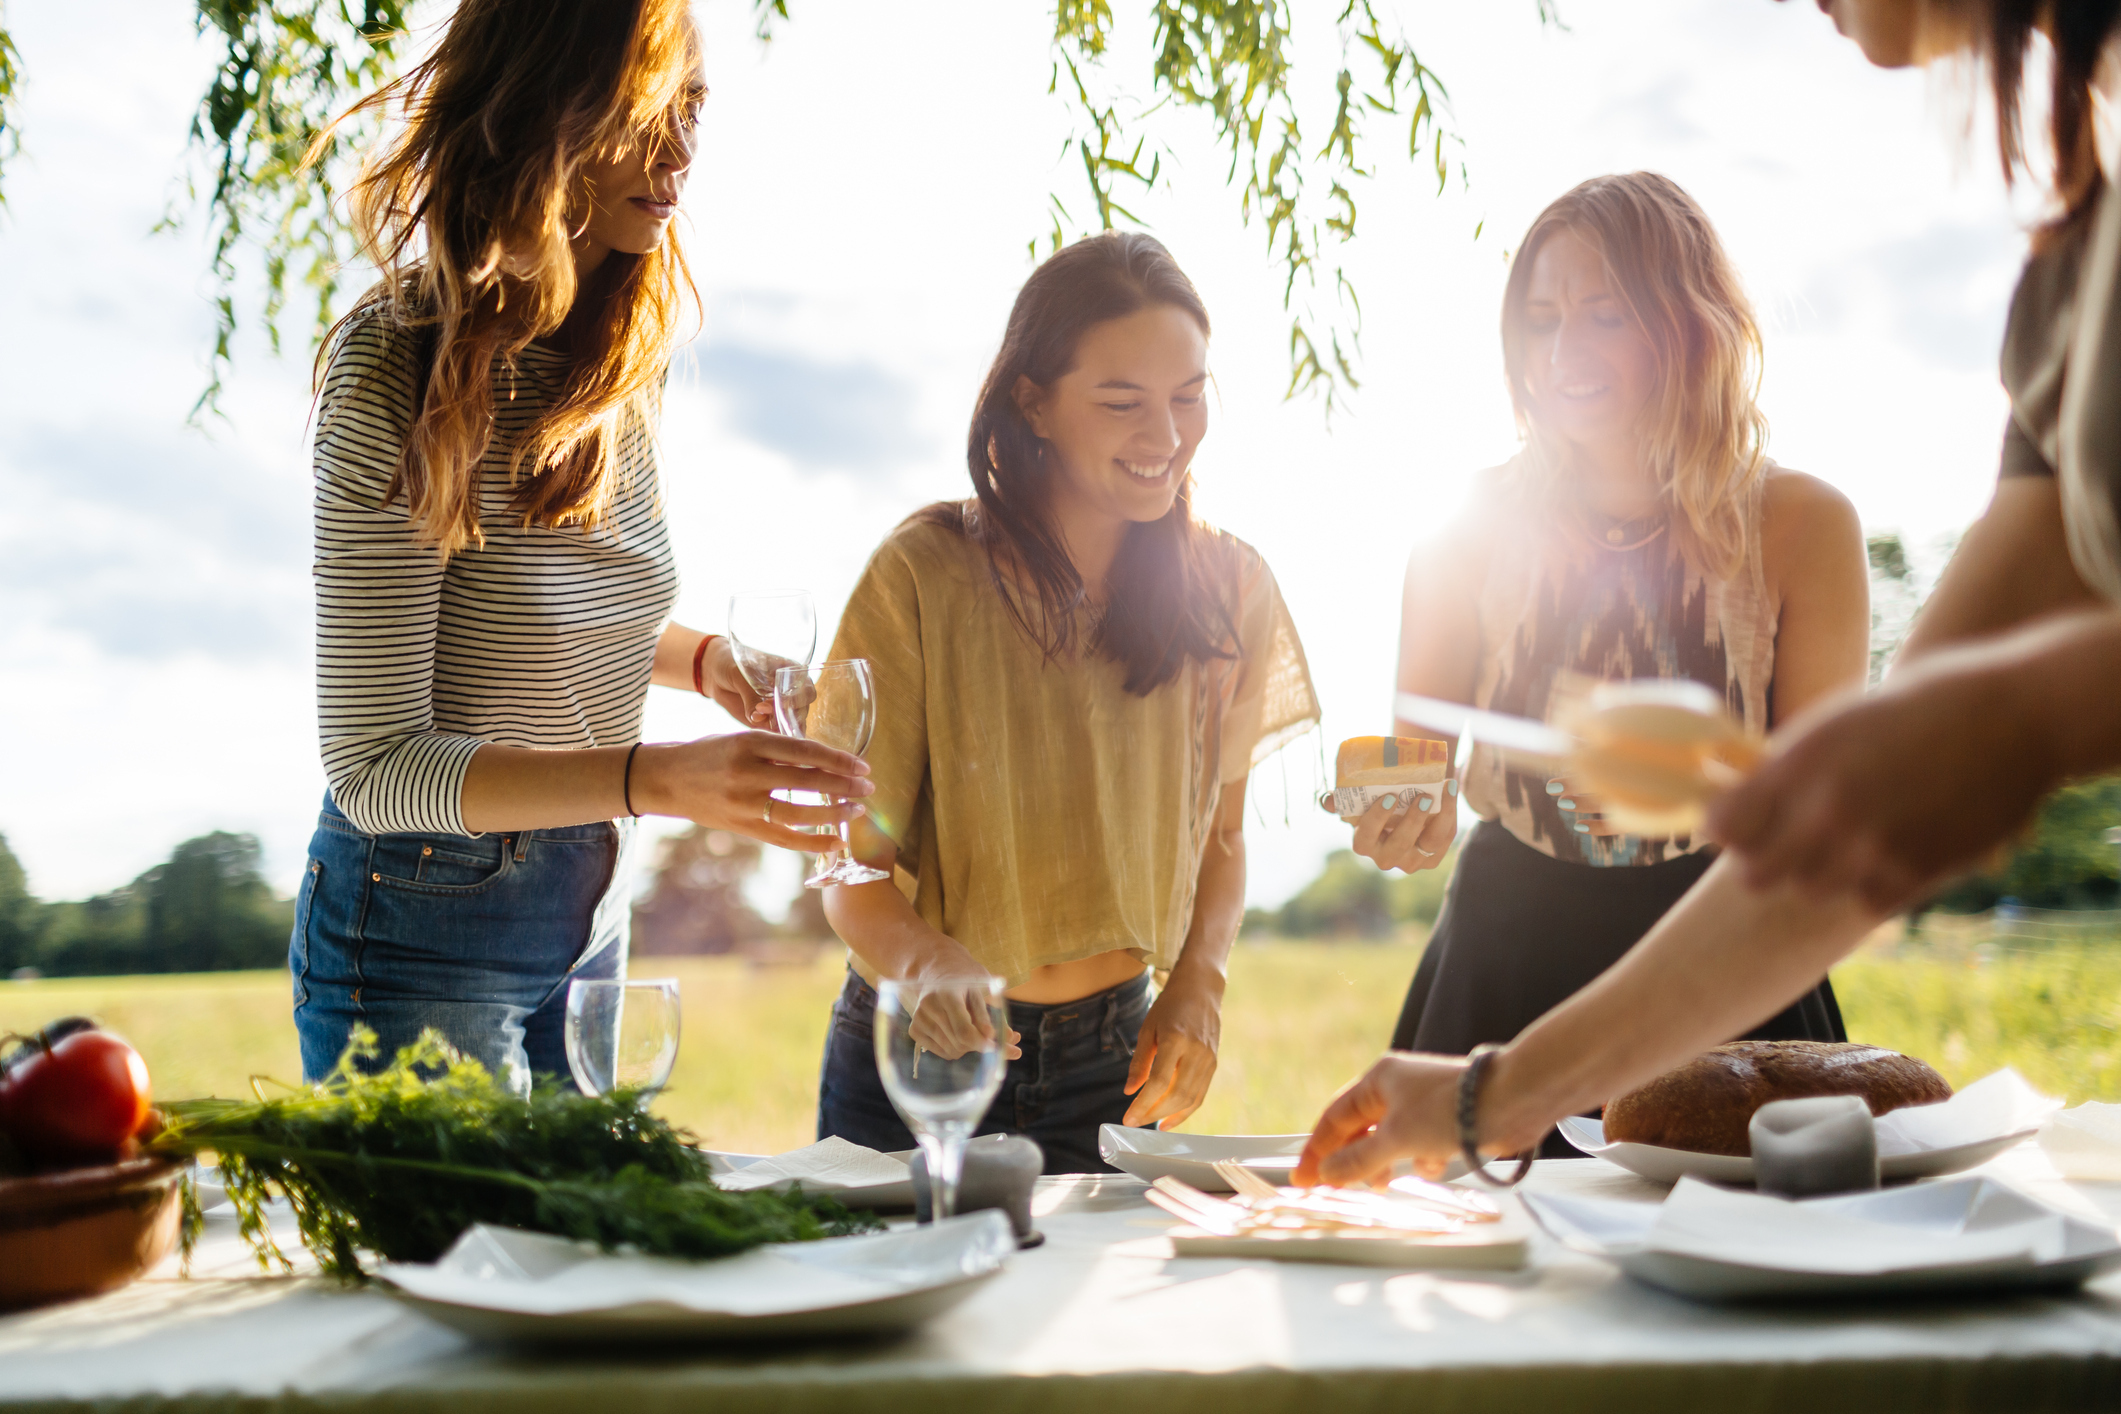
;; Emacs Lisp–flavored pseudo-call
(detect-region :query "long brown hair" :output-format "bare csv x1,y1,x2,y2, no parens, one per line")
1500,173,1768,579
1933,0,2121,233
313,0,703,559
928,231,1237,696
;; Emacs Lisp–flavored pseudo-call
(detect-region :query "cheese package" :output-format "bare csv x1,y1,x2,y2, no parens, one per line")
1318,736,1453,821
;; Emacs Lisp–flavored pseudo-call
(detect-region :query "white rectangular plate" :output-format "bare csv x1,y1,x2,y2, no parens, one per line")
1168,1221,1529,1270
1098,1126,1311,1191
376,1212,1014,1345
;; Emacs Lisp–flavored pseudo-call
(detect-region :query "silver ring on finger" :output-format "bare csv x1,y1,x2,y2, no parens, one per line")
1415,846,1437,857
763,798,775,826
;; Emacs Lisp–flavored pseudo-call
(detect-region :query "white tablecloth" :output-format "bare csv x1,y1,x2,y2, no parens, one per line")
4,1147,2119,1413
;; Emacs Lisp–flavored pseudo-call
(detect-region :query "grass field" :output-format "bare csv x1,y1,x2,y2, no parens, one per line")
2,936,2115,1154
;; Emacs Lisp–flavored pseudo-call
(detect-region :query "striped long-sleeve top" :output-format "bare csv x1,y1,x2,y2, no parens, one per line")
312,309,679,838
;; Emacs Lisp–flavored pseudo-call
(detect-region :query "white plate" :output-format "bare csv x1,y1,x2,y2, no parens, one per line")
1097,1126,1310,1191
1556,1115,2040,1186
1525,1177,2121,1302
376,1212,1013,1345
702,1148,919,1211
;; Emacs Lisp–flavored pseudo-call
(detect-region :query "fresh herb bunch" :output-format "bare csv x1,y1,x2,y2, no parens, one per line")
150,1029,878,1280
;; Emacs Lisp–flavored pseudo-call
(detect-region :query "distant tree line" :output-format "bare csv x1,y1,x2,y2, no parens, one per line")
0,831,294,979
1244,846,1457,941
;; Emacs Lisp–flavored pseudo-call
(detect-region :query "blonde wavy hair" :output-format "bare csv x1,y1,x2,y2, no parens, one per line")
313,0,703,559
1500,173,1768,578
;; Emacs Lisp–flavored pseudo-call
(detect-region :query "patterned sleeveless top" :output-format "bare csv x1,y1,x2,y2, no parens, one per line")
1460,455,1777,867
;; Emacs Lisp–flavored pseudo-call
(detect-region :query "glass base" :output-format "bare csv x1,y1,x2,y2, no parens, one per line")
805,854,891,888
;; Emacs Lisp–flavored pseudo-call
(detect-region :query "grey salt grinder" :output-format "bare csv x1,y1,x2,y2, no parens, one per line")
1750,1094,1880,1198
911,1133,1045,1247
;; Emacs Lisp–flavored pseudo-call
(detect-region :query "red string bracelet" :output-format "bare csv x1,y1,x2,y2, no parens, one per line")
691,633,722,698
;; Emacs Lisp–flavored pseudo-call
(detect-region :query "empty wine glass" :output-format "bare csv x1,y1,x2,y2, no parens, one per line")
727,590,816,711
874,976,1009,1221
564,978,681,1099
774,659,889,887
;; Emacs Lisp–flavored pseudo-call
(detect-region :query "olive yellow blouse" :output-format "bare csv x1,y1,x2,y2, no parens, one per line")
830,512,1319,988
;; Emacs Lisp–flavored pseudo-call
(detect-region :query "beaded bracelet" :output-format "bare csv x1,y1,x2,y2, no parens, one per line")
1457,1043,1537,1189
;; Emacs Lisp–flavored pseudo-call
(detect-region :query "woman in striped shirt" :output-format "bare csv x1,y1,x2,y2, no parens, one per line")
294,0,869,1090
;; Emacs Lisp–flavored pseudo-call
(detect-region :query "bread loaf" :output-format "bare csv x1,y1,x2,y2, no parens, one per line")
1319,736,1451,821
1602,1041,1952,1157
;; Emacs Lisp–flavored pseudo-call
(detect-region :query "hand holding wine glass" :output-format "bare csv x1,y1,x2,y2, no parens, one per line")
875,976,1009,1221
774,659,890,888
728,590,816,726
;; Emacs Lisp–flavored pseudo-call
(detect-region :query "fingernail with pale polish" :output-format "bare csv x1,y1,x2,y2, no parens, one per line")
1558,798,1576,811
1545,779,1565,795
1573,822,1591,834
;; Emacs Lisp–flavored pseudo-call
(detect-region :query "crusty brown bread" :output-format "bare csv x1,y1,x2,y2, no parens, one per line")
1602,1041,1953,1157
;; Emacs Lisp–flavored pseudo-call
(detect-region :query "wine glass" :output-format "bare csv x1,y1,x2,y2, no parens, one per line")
774,659,889,887
874,977,1009,1221
564,978,681,1099
727,590,816,712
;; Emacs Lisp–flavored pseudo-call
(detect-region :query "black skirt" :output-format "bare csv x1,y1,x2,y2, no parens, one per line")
1394,820,1846,1159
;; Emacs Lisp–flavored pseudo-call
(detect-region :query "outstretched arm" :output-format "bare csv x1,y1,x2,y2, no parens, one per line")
1299,601,2121,1184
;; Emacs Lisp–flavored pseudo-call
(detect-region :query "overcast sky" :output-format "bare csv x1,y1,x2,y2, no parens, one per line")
0,0,2033,914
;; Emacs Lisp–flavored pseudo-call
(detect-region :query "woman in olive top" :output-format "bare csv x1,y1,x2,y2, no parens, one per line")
1300,0,2121,1186
818,232,1319,1173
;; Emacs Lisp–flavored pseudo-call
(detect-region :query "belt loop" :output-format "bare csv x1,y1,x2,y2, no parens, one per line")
513,831,532,863
1100,990,1119,1053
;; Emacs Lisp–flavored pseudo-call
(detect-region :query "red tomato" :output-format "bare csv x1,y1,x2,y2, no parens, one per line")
0,1030,152,1161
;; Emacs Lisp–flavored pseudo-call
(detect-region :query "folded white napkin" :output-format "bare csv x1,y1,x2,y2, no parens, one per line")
1641,1175,2073,1274
712,1136,911,1193
1871,1067,2060,1157
2041,1101,2121,1181
379,1219,1016,1317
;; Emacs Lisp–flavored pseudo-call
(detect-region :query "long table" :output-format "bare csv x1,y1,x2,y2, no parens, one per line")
4,1148,2120,1414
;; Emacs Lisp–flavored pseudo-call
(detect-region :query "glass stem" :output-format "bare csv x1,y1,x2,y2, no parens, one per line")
923,1130,968,1221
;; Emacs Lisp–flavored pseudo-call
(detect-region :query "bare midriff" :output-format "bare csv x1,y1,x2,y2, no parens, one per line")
1005,949,1149,1004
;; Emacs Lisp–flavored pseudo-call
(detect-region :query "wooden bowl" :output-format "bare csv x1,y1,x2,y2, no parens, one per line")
0,1155,185,1311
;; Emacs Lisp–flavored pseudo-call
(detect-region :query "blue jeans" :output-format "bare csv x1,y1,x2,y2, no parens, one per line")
816,968,1150,1175
290,794,633,1091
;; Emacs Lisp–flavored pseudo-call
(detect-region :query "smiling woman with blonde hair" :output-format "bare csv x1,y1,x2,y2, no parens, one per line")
1346,173,1871,1152
291,0,871,1089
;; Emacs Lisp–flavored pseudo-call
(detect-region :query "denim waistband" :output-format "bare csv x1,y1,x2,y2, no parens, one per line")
319,790,621,844
839,967,1149,1026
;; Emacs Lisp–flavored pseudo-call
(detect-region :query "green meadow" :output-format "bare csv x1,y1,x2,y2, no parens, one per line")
2,934,2115,1154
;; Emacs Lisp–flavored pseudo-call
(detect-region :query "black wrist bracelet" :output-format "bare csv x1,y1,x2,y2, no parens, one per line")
622,742,643,819
1457,1043,1537,1189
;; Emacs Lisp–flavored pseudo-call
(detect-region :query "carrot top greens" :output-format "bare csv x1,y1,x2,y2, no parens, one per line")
151,1029,877,1280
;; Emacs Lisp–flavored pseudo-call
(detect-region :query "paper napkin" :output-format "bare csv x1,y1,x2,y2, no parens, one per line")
711,1136,911,1193
2040,1101,2121,1182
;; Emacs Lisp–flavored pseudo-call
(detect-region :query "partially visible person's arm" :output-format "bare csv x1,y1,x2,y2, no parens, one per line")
1296,856,1878,1183
650,622,770,724
1760,470,1870,724
1124,778,1247,1129
1897,475,2100,662
1710,603,2121,909
822,861,1023,1061
1297,601,2121,1185
1350,490,1493,873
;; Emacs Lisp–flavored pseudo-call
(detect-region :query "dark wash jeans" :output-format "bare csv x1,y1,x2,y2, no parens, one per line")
290,793,632,1091
816,968,1151,1175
